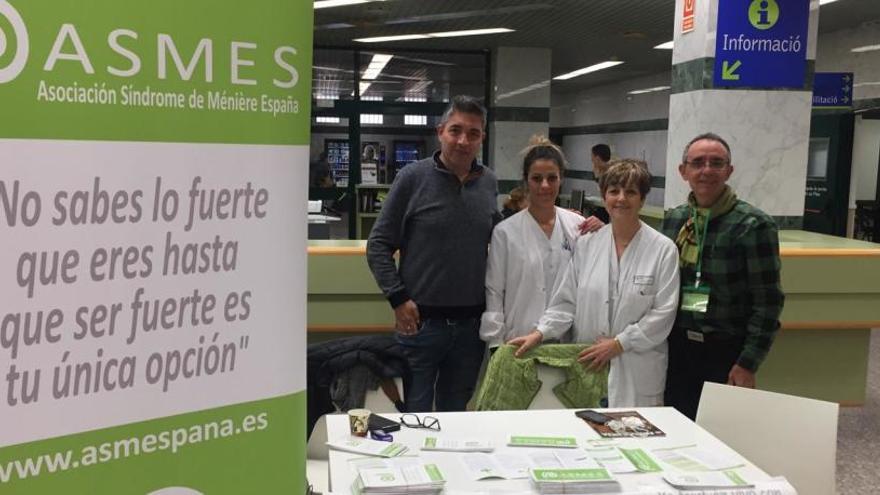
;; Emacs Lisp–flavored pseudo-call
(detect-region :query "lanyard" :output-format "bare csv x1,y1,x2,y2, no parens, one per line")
690,206,710,288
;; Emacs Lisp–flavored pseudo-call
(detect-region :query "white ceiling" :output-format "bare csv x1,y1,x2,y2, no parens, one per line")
313,0,880,95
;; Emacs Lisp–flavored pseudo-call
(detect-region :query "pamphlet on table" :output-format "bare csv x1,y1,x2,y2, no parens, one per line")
580,411,665,438
460,449,600,481
652,445,743,471
422,436,494,452
507,435,578,448
327,435,409,458
351,461,446,495
530,467,620,494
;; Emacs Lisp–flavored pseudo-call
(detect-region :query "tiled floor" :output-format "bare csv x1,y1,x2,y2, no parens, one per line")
836,329,879,494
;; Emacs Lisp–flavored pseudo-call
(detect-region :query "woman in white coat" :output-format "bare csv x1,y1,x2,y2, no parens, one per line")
510,159,680,407
479,136,585,349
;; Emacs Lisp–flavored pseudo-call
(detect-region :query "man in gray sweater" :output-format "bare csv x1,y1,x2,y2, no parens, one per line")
367,95,501,412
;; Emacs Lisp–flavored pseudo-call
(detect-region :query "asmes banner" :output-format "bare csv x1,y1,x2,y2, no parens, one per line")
0,1,311,493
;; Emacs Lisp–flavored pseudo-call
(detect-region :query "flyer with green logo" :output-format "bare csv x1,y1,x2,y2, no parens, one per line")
0,0,312,493
507,435,578,448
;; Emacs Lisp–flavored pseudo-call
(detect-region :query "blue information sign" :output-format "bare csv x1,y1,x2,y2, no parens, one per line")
713,0,810,89
812,72,854,107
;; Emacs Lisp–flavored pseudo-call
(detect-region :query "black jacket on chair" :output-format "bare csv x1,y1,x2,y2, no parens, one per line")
306,334,409,436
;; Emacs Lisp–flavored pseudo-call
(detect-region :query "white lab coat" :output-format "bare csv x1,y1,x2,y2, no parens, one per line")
480,207,584,348
538,221,680,407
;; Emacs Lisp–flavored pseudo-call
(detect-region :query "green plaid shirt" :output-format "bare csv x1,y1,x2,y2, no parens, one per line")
662,200,784,371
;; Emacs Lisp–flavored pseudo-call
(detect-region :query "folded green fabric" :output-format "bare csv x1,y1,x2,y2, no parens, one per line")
473,344,608,411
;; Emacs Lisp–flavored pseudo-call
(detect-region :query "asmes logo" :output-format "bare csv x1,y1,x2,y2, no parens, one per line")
0,0,300,88
0,0,29,83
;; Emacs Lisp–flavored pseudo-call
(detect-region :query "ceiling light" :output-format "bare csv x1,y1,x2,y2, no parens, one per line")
497,80,551,100
819,0,839,5
854,82,880,88
851,44,880,53
392,54,455,67
359,82,372,95
315,22,356,30
355,28,513,43
314,0,385,9
355,34,431,43
386,5,553,25
361,53,393,80
654,40,674,50
553,61,624,81
428,28,514,38
627,85,671,95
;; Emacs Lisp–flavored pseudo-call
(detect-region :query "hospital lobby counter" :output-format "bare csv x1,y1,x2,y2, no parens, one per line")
307,231,880,405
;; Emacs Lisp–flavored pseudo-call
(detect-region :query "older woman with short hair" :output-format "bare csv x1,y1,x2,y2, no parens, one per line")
510,159,680,407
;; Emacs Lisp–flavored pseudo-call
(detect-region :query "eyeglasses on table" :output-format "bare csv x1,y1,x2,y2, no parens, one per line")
400,413,441,431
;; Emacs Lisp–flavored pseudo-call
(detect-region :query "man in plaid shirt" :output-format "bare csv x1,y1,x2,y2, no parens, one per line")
661,132,784,419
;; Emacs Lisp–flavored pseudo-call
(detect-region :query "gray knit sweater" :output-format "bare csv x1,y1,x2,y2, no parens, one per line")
367,152,501,319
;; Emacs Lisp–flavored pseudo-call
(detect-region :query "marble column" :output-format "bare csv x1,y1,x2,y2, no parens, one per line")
489,47,552,193
664,0,820,227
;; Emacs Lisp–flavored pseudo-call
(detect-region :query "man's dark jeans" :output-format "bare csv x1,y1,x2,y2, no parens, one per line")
396,318,485,412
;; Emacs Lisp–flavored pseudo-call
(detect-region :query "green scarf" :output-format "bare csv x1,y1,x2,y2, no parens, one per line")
675,186,737,267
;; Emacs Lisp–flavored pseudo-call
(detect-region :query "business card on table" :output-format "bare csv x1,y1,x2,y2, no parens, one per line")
507,435,578,448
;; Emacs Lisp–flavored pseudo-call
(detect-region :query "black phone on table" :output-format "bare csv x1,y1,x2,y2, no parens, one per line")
575,409,613,425
368,414,401,432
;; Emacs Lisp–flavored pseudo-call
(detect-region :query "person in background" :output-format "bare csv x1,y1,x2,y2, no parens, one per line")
309,152,334,188
366,95,501,412
509,159,680,407
662,132,784,419
591,144,612,179
480,136,584,350
501,186,528,219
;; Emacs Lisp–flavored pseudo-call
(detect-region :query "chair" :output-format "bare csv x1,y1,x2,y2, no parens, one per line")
696,382,839,495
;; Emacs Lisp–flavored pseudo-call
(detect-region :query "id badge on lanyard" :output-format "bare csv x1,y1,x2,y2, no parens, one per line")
680,208,711,313
681,284,710,313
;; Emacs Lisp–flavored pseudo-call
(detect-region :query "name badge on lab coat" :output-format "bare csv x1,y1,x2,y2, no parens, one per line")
633,275,654,285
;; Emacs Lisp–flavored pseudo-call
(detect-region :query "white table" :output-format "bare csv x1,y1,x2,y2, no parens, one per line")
326,407,774,494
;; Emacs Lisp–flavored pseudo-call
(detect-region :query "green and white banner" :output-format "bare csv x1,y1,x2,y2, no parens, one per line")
0,0,311,493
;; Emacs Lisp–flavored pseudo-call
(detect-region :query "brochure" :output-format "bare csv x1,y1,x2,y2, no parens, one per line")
658,475,797,495
461,452,532,480
326,435,409,458
580,410,665,438
422,436,494,452
507,435,578,448
663,470,753,490
530,467,620,494
461,450,599,481
619,447,664,473
652,445,743,471
352,462,445,495
585,445,663,473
